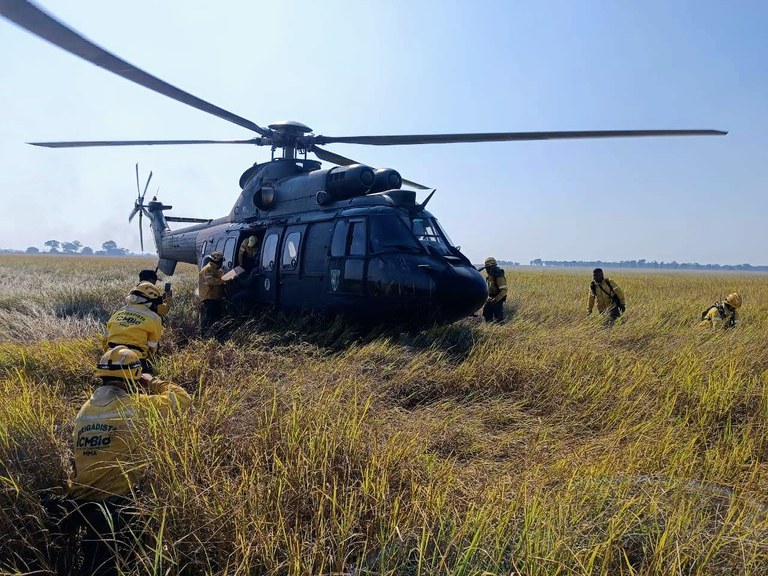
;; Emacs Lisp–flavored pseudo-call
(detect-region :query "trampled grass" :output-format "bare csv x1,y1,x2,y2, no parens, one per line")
0,254,766,575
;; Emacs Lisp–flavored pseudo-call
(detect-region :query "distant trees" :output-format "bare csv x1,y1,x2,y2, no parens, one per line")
61,240,82,253
527,259,768,272
23,239,132,256
101,240,129,256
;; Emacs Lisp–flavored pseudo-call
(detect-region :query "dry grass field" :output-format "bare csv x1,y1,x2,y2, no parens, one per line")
1,254,766,575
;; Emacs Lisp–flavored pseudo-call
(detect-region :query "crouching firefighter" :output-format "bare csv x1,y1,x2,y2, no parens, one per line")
700,292,742,329
483,256,508,323
104,282,168,373
61,346,192,575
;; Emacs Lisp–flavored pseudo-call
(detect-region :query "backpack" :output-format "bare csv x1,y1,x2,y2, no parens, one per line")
701,302,726,321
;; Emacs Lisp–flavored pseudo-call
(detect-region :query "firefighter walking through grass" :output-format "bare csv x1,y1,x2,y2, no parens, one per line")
482,256,508,323
587,268,626,323
65,346,192,575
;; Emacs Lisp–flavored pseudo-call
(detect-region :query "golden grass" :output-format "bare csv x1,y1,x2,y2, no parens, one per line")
0,255,766,575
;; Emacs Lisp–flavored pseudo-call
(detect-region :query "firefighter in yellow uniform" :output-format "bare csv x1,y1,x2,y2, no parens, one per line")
104,282,166,373
587,268,626,323
139,268,172,313
199,251,229,338
237,235,260,270
68,346,191,575
483,256,508,323
699,292,741,329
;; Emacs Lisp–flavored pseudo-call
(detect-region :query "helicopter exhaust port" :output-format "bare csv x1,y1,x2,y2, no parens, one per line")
369,168,403,193
322,164,375,201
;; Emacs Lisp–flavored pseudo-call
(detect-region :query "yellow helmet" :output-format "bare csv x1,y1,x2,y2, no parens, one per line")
246,236,258,248
209,251,224,263
725,292,742,309
129,281,164,307
484,256,497,267
95,346,142,380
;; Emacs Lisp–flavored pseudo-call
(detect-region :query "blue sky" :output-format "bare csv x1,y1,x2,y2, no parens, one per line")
0,0,765,264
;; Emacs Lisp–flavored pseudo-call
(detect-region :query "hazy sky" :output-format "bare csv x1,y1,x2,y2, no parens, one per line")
0,0,766,265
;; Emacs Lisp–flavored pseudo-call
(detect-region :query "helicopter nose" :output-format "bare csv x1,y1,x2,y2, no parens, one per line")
435,265,488,321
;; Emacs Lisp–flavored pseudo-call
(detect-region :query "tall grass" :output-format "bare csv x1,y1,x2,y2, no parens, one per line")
0,255,766,574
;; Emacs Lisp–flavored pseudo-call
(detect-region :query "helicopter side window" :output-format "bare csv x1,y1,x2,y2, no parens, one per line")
282,232,301,269
349,220,366,256
331,221,348,258
223,237,236,271
262,233,278,271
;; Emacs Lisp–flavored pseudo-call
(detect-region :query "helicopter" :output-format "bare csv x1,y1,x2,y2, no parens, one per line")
0,0,727,326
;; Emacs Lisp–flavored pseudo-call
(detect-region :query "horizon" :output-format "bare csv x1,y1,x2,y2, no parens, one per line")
2,245,766,270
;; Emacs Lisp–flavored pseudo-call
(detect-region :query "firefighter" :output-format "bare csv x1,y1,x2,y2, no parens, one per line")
67,346,191,575
104,282,166,372
699,292,741,329
237,235,260,271
199,251,229,338
482,256,508,323
587,268,626,323
138,269,172,314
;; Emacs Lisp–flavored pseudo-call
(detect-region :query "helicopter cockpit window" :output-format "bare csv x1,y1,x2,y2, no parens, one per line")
262,233,278,271
411,218,452,256
282,232,301,269
369,215,421,254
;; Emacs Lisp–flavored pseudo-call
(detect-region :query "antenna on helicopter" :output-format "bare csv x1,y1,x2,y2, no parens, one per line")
128,163,152,251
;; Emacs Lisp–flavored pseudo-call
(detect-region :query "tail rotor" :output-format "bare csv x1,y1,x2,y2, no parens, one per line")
129,163,153,251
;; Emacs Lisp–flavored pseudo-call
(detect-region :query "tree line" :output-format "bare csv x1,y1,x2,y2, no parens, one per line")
528,259,768,272
21,240,135,256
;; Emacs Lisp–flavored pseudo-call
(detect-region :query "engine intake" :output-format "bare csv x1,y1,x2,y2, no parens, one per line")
324,164,375,200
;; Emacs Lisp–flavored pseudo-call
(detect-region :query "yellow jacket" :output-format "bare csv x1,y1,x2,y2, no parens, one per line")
68,379,192,501
588,278,625,314
485,267,508,303
104,304,162,359
199,262,225,301
699,303,738,329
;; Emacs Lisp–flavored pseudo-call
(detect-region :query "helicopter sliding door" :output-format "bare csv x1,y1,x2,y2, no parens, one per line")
277,224,307,311
258,228,282,306
328,218,367,313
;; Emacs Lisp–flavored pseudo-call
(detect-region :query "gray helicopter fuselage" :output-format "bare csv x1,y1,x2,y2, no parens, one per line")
147,159,487,325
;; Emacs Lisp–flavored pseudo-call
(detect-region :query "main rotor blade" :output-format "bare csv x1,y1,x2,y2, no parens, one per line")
138,210,144,252
141,171,153,201
0,0,269,136
29,138,261,148
313,145,430,190
314,129,727,146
